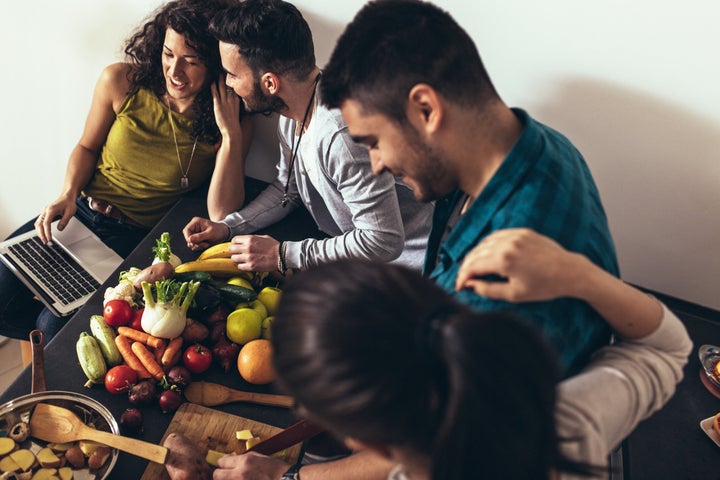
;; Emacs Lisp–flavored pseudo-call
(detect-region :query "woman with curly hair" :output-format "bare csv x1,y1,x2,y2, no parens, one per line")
0,0,248,341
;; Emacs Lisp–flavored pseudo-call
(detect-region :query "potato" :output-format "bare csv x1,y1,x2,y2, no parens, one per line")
0,456,20,473
8,450,35,472
181,318,209,343
57,468,72,480
133,262,175,289
62,446,84,470
35,449,61,469
29,469,57,480
87,447,111,471
163,433,211,480
0,438,16,456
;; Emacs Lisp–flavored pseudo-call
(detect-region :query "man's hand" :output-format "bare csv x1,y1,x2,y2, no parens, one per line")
183,216,231,250
213,452,288,480
229,235,280,272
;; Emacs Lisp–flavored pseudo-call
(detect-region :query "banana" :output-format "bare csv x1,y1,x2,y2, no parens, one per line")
174,258,239,277
197,242,233,260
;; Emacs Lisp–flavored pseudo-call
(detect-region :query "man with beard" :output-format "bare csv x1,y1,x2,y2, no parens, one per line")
319,0,620,378
182,0,432,273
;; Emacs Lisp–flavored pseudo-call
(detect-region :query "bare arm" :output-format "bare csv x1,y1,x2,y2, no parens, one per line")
37,63,130,243
455,228,663,339
206,81,252,220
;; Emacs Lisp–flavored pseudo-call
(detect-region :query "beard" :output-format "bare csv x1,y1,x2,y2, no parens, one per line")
242,78,287,116
400,127,455,202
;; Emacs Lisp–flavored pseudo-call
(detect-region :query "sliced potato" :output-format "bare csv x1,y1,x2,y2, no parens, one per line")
244,437,262,450
87,447,111,471
47,443,73,454
204,450,225,468
29,469,57,480
0,438,16,456
0,456,20,473
235,429,254,440
57,467,72,480
8,450,36,472
77,441,102,457
35,449,61,469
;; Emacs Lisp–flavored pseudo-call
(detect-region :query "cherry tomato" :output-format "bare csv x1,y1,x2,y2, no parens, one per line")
105,365,139,394
129,308,144,330
158,388,182,413
182,344,213,374
103,299,133,327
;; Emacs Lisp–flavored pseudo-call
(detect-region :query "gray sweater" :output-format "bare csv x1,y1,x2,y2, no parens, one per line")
222,100,433,271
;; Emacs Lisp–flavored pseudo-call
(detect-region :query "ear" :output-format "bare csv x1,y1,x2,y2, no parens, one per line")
406,83,443,135
261,72,280,95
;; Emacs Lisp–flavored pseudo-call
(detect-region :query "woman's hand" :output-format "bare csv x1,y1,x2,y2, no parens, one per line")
211,78,242,140
455,228,588,303
213,452,288,480
35,195,78,244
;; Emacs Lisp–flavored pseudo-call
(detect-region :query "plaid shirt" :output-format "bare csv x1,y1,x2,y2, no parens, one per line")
425,108,619,376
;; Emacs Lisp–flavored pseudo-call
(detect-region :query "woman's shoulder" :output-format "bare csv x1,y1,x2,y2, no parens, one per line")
96,63,135,106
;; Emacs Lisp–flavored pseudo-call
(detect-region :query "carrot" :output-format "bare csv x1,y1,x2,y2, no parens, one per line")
131,341,165,381
154,341,167,370
161,337,184,368
114,335,152,379
117,326,164,350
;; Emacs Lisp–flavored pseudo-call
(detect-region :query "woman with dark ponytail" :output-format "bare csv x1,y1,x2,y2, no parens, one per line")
215,228,691,480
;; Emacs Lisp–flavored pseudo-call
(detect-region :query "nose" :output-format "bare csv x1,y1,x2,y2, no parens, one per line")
167,58,183,78
369,153,387,176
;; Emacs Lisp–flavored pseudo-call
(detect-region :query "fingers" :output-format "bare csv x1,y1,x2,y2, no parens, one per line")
35,209,54,244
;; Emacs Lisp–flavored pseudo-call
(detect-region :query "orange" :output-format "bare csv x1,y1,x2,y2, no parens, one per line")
237,339,277,385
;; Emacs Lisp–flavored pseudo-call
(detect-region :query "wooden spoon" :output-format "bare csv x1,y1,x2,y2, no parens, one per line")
29,403,167,464
183,381,294,408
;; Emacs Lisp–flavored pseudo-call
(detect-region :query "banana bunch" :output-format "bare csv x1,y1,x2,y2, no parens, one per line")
174,242,239,276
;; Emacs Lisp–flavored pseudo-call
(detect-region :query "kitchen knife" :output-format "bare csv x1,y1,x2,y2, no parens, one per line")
247,419,325,455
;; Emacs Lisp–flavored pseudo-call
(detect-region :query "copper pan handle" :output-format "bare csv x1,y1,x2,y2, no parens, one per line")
29,329,46,393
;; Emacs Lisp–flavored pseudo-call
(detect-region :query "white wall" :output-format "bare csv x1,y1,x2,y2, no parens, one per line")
1,1,718,309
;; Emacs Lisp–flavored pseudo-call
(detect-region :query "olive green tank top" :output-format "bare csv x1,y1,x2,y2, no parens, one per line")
83,88,216,228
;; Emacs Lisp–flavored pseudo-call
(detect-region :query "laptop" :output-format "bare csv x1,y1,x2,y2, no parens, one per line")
0,217,123,317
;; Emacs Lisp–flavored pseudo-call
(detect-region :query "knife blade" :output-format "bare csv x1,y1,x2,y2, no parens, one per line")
247,419,325,455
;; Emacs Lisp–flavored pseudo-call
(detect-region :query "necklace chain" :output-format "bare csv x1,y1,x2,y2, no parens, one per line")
166,99,198,189
281,73,322,208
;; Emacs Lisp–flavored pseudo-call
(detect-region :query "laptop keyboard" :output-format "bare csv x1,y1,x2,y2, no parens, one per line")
8,237,100,305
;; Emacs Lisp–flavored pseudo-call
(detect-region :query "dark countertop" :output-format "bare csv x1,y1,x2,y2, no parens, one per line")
621,300,720,479
0,178,324,479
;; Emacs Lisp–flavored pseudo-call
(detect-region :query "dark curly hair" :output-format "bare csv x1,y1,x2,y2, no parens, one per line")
124,0,235,144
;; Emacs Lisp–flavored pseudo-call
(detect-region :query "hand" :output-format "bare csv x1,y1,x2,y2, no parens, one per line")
213,452,288,480
183,216,230,250
229,235,280,272
212,78,243,140
35,195,77,244
455,228,587,303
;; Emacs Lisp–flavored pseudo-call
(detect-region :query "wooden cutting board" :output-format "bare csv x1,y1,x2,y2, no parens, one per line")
141,403,301,480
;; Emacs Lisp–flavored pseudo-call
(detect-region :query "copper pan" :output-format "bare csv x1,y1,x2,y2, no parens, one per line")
0,330,120,479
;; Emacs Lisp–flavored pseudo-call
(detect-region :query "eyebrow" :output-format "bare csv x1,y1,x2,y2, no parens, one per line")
163,44,200,60
350,134,375,145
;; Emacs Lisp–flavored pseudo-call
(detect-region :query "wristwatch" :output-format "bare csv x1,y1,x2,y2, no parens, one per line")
281,462,303,480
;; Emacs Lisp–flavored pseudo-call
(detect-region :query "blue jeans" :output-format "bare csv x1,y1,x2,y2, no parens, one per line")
0,197,148,342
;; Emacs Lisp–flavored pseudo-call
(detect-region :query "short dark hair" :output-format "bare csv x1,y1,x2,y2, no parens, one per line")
320,0,499,124
210,0,315,80
272,260,594,479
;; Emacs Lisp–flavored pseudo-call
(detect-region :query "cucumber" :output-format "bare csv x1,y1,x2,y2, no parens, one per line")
76,332,107,388
89,315,122,367
173,271,213,284
210,280,257,303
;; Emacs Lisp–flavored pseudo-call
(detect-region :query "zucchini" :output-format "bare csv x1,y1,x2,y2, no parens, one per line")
89,315,122,367
76,332,107,388
173,271,213,284
210,280,257,303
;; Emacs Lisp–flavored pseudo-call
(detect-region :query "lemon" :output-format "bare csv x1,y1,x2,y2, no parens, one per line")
226,308,262,345
257,286,282,316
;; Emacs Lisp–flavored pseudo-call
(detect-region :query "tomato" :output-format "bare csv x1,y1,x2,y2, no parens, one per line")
182,344,213,374
129,308,144,330
103,299,133,327
105,365,139,394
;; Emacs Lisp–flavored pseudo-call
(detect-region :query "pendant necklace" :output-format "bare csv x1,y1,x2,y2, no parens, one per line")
281,72,321,207
166,98,198,189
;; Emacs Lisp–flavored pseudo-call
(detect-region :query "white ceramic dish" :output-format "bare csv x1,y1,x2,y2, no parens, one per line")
700,415,720,448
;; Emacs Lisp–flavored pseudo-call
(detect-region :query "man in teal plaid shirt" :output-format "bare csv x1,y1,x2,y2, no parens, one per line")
321,0,618,376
